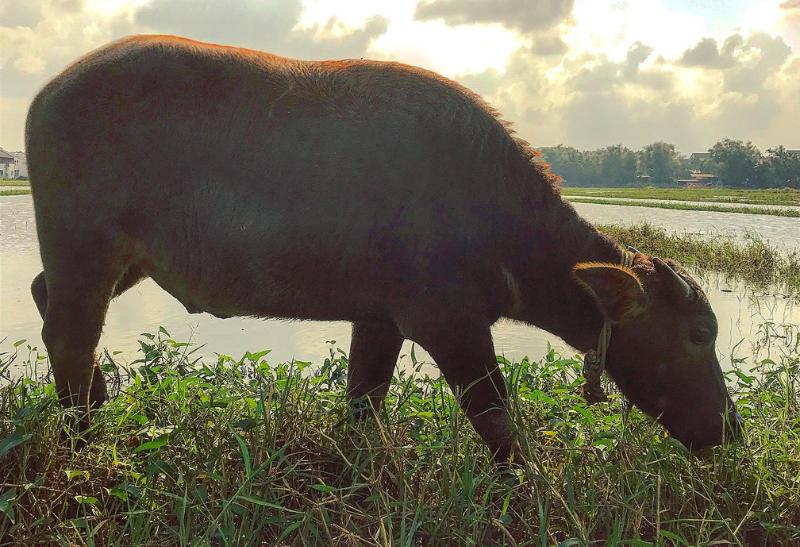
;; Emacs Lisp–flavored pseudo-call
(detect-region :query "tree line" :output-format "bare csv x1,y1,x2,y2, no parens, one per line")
537,140,800,188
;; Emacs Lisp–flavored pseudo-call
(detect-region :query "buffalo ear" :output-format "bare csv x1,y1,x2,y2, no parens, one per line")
573,263,646,323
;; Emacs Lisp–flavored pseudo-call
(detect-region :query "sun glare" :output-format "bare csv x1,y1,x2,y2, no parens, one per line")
298,0,521,77
369,20,520,78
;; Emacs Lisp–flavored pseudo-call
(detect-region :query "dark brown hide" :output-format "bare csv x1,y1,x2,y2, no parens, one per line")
27,35,739,460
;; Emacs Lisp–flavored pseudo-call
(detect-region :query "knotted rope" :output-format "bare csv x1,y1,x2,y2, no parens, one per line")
582,250,635,405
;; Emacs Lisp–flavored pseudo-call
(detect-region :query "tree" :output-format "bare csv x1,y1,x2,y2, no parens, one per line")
760,146,800,188
538,141,799,188
708,139,762,187
639,142,679,185
600,145,637,186
539,145,601,186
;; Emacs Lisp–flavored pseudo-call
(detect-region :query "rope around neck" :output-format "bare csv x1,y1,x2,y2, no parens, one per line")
582,250,635,404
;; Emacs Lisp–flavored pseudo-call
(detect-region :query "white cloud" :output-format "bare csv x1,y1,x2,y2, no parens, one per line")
566,0,708,61
413,0,574,34
0,0,797,153
297,0,407,31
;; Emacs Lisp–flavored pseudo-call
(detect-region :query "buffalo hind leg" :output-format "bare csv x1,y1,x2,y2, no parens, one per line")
39,260,123,411
405,317,516,463
347,321,404,418
32,264,145,409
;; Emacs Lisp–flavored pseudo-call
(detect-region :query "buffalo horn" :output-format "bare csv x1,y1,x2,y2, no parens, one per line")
653,257,695,302
627,246,640,254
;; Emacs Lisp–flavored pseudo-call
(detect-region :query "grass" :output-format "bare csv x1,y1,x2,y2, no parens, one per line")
562,187,800,207
599,223,800,295
568,197,800,218
1,328,799,545
0,180,30,196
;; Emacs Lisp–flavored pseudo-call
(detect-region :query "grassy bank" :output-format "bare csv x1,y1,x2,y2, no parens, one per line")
0,179,31,196
1,330,799,545
562,187,800,207
0,180,30,196
600,223,800,294
569,197,800,218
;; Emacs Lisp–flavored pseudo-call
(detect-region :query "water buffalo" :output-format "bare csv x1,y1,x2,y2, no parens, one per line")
27,35,741,461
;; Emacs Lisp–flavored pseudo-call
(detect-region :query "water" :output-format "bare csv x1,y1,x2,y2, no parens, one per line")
572,202,800,250
569,195,800,213
2,194,798,376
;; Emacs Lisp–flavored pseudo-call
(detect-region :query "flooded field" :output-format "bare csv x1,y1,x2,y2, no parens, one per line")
568,195,800,213
573,201,800,250
2,194,798,375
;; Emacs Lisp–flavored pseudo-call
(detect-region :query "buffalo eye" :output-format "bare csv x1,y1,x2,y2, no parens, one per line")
690,327,713,346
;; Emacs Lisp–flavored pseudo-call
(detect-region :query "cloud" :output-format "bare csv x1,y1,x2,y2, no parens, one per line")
0,0,798,155
778,2,800,48
565,42,671,93
531,35,568,55
0,0,389,148
680,37,734,68
459,23,797,153
0,0,137,98
560,91,701,151
414,0,574,34
0,1,42,28
679,31,790,90
134,0,303,54
622,41,653,78
135,0,388,59
135,0,387,59
368,15,520,78
724,32,791,94
0,96,29,152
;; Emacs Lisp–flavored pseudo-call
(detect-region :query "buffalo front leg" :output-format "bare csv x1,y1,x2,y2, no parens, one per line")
407,317,516,463
346,321,404,418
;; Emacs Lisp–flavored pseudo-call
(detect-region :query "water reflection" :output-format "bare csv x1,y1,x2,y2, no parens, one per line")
2,194,798,377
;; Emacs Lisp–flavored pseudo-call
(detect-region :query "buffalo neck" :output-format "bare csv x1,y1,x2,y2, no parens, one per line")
508,196,625,353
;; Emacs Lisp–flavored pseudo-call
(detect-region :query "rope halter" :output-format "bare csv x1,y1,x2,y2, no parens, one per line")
582,249,636,405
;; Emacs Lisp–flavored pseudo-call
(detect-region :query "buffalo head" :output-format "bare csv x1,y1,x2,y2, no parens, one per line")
574,254,743,449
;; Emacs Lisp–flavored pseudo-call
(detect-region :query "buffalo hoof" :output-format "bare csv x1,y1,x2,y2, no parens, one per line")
89,363,108,408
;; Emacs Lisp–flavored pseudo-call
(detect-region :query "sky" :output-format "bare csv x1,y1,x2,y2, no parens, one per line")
1,0,798,154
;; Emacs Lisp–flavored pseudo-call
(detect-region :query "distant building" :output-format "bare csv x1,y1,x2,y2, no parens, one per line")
0,148,28,179
0,149,13,178
678,170,719,188
12,151,28,178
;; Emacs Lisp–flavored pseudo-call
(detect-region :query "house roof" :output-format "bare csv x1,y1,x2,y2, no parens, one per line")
0,148,14,161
